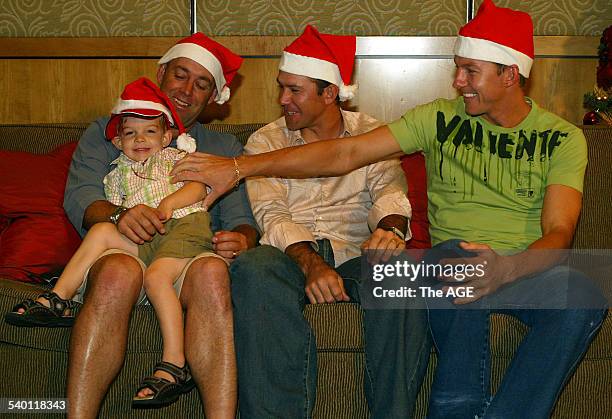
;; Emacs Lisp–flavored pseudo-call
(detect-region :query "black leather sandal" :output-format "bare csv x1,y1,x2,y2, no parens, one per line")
4,291,75,327
132,361,196,409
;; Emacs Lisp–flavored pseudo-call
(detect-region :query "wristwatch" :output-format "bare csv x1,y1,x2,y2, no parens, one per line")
109,206,128,225
380,226,406,241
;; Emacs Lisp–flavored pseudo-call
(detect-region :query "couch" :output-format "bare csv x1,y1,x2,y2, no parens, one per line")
0,123,610,418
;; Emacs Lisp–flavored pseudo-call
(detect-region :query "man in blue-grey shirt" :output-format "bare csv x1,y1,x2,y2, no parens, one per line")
63,33,258,417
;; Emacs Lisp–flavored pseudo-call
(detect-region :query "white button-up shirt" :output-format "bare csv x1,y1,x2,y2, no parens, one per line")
245,110,412,267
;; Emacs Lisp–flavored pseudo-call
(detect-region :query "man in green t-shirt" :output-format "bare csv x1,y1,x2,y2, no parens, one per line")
172,1,606,417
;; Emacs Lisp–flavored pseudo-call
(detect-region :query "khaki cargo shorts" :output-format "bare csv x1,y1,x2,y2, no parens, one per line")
138,211,213,265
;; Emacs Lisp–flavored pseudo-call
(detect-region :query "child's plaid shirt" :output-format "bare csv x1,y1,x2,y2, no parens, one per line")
103,147,206,219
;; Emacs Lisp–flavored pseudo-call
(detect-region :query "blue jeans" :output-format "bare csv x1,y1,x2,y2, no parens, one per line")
230,243,431,419
425,240,607,419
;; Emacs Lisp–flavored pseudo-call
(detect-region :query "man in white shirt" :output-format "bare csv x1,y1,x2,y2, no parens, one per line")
228,25,430,418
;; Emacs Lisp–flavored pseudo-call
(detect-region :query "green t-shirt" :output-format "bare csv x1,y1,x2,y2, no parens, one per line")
388,97,587,249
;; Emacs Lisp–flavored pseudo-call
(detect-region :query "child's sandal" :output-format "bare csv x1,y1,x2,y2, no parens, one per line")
132,361,196,409
4,291,75,327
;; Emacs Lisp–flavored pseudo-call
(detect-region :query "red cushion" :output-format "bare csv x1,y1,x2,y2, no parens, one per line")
0,216,81,282
0,142,81,282
0,216,9,235
401,153,431,249
0,142,78,216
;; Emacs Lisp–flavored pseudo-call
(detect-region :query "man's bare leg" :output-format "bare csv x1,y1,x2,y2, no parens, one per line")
181,257,237,419
66,253,143,419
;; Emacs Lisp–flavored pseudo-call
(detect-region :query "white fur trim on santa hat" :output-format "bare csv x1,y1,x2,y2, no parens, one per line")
111,99,175,125
216,86,231,105
338,83,357,101
159,43,228,104
279,51,357,102
454,35,533,78
176,133,197,153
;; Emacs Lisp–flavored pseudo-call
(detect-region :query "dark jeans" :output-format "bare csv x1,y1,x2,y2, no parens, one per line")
230,242,431,419
425,240,607,419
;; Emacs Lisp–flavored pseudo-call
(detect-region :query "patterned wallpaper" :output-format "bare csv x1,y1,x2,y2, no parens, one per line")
482,0,612,36
0,0,609,37
197,0,465,35
0,0,189,36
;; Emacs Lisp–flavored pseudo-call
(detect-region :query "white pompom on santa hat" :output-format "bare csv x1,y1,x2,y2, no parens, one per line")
105,77,196,153
158,32,243,105
454,0,534,78
279,25,357,101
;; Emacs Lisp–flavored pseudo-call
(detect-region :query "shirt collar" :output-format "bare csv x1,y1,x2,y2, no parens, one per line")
110,152,141,167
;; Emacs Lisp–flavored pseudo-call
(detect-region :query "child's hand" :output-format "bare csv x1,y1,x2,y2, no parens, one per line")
156,200,173,223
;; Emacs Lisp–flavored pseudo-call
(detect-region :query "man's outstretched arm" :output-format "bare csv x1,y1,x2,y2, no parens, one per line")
171,125,404,208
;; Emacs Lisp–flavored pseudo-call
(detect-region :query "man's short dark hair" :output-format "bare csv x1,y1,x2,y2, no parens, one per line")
496,63,526,87
311,78,341,104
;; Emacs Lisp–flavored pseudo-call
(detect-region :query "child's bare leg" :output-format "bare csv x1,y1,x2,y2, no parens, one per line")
136,256,189,398
52,222,138,300
19,222,137,313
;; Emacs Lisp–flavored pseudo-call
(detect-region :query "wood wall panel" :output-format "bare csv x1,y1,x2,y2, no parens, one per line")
527,58,597,125
0,36,599,126
0,59,158,124
200,58,283,124
353,59,458,123
0,36,599,57
0,37,292,57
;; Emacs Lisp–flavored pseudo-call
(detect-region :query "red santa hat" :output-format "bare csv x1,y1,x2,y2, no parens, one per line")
279,25,357,101
158,32,243,105
105,77,196,152
454,0,534,77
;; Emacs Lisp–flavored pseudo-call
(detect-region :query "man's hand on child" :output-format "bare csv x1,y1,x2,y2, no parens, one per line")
116,204,166,244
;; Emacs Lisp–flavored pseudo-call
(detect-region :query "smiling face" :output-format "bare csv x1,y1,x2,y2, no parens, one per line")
452,56,507,124
111,116,172,162
277,70,332,132
157,57,217,130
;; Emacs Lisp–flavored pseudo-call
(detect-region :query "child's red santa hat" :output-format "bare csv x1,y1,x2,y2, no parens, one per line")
454,0,534,77
280,25,357,101
158,32,243,105
105,77,196,152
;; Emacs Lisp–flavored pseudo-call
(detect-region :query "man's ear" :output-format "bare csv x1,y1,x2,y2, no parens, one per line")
111,136,122,150
323,84,340,104
207,88,218,105
157,64,167,85
504,65,521,87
